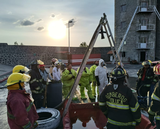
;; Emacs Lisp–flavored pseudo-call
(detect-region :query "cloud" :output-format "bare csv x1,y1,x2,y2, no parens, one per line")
37,27,44,31
50,14,55,18
7,11,12,15
13,20,20,24
20,20,34,26
65,19,76,28
37,19,42,22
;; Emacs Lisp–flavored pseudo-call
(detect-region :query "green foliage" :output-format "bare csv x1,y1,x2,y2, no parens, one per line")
79,42,88,47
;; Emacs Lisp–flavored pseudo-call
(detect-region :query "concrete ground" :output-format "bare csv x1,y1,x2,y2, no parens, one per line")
0,63,142,129
0,64,13,75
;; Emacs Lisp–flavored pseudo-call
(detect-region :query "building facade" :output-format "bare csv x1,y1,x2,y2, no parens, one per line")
115,0,160,62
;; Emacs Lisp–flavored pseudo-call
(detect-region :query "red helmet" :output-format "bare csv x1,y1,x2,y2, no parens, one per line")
51,58,58,63
153,64,160,75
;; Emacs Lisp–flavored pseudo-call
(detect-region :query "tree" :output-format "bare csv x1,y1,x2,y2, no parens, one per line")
79,42,88,47
21,43,23,45
14,41,18,45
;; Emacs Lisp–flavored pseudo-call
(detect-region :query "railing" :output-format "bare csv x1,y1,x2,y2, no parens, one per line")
136,42,153,49
137,6,154,13
137,24,155,31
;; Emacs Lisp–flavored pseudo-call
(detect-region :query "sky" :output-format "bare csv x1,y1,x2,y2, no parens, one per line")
0,0,114,47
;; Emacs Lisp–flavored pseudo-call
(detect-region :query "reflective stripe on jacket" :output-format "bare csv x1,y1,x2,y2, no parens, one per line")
29,70,45,94
148,82,160,121
7,90,39,129
137,67,158,86
99,83,141,126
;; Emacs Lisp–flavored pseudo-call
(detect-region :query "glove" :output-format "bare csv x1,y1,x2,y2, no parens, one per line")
97,81,100,86
79,84,81,86
95,76,100,86
149,114,155,126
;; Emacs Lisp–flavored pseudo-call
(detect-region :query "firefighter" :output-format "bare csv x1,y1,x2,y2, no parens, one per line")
39,64,53,83
148,63,160,127
6,73,39,129
29,60,46,109
99,67,141,129
136,61,158,107
77,67,95,100
49,58,58,78
52,61,61,81
95,59,108,95
39,64,53,107
62,63,77,99
90,60,99,97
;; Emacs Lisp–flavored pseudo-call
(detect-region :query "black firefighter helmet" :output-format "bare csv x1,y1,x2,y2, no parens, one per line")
110,67,126,82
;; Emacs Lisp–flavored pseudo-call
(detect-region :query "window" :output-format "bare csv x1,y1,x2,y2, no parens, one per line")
139,37,147,43
140,19,149,26
121,4,126,12
122,52,126,57
141,1,148,8
121,21,126,29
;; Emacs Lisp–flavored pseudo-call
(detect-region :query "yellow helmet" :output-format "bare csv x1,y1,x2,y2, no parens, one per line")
5,73,31,87
12,65,29,73
30,60,44,65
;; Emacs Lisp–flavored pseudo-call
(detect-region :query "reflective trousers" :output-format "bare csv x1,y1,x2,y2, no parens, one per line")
91,81,99,96
80,84,94,99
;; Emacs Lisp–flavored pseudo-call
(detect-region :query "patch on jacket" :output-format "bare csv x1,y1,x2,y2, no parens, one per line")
113,84,118,90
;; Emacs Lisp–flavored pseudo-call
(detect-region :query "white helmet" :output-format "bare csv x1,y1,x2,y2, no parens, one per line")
55,61,60,66
51,58,58,63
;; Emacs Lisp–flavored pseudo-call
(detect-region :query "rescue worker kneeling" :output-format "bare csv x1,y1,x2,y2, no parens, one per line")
6,73,39,129
99,67,141,129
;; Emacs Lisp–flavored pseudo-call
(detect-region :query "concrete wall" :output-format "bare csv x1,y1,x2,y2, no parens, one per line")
115,0,157,62
0,44,111,65
156,0,160,60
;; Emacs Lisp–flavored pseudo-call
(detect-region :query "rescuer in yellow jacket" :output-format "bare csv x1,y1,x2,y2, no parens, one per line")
62,63,77,99
77,67,95,100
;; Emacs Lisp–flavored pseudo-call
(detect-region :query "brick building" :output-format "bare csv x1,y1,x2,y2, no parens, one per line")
115,0,160,62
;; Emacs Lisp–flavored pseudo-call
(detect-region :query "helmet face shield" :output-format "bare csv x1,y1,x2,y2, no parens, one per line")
22,74,31,83
21,67,30,74
142,61,151,66
55,61,60,66
24,67,30,73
